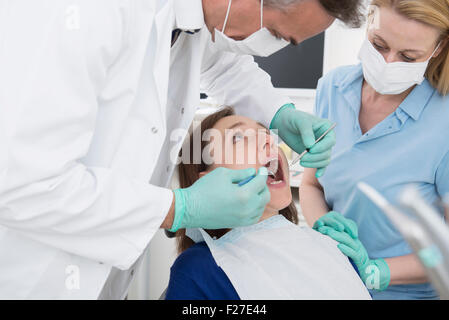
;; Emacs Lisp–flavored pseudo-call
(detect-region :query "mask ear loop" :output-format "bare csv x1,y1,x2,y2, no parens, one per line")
222,0,233,33
260,0,264,29
428,41,442,61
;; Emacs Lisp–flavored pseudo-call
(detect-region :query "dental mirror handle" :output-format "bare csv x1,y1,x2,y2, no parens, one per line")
238,175,256,187
237,166,276,187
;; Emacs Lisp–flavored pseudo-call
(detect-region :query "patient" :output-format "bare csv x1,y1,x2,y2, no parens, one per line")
165,107,371,300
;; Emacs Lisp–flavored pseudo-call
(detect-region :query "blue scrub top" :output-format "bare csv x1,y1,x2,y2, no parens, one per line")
315,64,449,299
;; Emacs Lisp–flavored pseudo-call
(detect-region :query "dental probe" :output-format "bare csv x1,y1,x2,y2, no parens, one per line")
289,123,337,168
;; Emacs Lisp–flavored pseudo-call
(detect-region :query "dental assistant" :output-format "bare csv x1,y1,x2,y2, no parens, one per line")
300,0,449,300
0,0,362,299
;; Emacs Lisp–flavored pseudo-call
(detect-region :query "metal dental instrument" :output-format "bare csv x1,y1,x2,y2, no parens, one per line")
289,123,337,168
358,182,449,299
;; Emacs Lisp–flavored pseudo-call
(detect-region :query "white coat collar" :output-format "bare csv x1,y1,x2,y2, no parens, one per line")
173,0,205,31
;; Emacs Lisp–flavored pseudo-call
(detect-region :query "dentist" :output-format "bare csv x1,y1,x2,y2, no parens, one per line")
0,0,362,299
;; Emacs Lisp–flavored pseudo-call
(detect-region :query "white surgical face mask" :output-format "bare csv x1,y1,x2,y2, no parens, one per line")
213,0,290,57
358,38,440,95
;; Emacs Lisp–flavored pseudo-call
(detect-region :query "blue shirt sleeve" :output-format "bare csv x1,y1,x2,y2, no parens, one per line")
314,67,339,119
436,149,449,199
314,65,359,119
314,76,327,118
165,242,240,300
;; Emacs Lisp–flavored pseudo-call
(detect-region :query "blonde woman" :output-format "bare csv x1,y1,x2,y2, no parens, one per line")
300,0,449,299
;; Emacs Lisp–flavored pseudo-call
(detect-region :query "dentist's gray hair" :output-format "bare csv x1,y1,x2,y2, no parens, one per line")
261,0,365,27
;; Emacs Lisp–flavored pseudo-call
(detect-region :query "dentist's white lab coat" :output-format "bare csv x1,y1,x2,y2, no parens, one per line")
0,0,291,299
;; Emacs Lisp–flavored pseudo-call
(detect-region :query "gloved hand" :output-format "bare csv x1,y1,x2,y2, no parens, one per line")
270,103,336,178
317,225,391,291
169,167,270,232
313,211,358,239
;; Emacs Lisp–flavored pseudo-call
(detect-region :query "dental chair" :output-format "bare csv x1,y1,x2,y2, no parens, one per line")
359,183,449,299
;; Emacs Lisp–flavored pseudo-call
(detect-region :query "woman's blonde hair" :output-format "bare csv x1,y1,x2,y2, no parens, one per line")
371,0,449,95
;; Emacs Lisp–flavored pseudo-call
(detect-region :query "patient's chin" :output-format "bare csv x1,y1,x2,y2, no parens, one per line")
268,186,292,211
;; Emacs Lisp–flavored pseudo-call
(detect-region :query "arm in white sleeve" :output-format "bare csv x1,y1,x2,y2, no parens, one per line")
200,40,293,127
0,0,171,270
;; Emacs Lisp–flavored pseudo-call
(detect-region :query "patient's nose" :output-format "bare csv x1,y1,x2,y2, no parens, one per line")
384,50,398,63
259,131,277,161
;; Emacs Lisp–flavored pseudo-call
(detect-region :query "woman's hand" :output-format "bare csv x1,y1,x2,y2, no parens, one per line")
270,104,336,178
312,211,358,239
317,224,391,291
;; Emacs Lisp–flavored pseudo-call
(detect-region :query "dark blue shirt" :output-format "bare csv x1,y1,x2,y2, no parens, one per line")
165,242,240,300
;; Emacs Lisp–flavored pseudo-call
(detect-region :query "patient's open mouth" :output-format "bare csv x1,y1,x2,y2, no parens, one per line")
264,156,285,187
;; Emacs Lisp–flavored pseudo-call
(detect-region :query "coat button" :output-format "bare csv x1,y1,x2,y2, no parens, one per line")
130,269,135,276
166,165,170,172
151,127,158,134
181,107,185,114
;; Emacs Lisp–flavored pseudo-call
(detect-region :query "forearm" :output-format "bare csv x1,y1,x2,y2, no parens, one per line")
299,169,330,227
385,254,429,285
0,164,173,269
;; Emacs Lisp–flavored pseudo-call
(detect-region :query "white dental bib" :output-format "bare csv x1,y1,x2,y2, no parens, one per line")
188,215,371,300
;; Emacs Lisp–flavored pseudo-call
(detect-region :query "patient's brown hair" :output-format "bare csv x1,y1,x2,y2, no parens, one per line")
176,106,298,254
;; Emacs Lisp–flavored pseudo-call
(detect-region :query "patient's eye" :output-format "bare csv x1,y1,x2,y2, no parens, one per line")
232,132,244,144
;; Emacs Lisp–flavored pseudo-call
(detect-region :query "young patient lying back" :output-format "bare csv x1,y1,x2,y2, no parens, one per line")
166,107,371,300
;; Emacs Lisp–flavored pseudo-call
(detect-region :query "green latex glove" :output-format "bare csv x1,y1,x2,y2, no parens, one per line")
169,167,270,232
270,103,336,178
313,211,358,239
317,225,391,291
